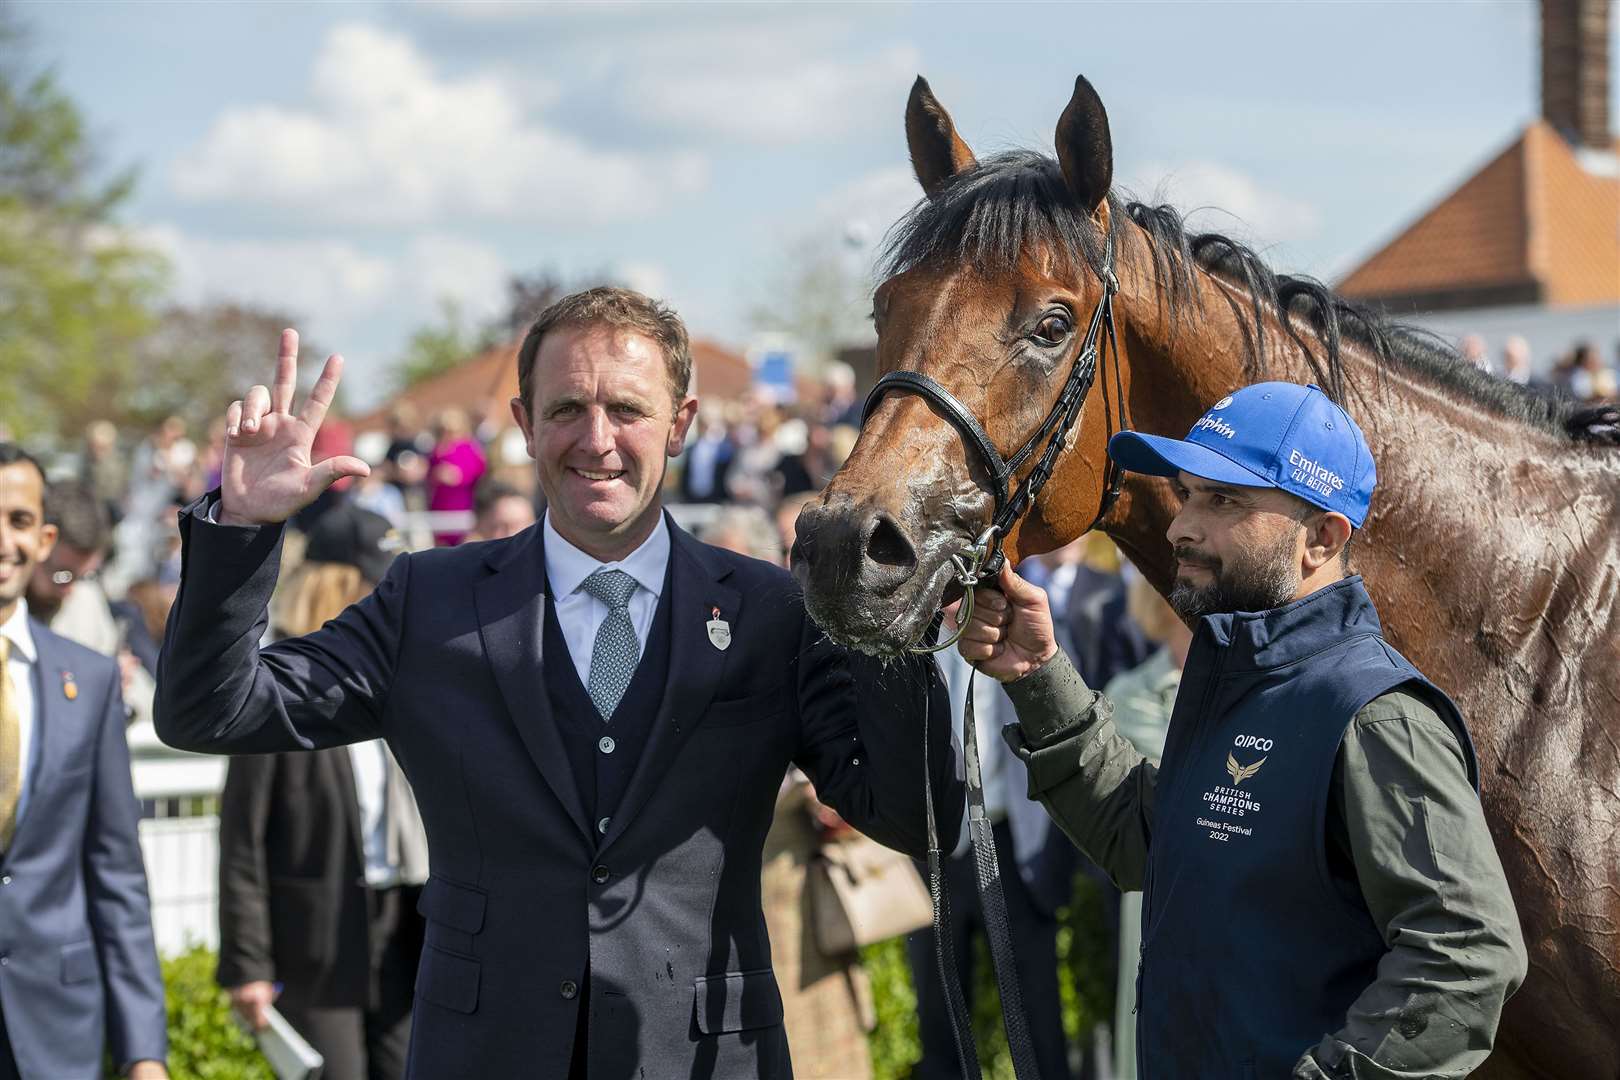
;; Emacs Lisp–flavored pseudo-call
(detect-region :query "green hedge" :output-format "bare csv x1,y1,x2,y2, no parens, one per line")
152,947,273,1079
864,870,1115,1080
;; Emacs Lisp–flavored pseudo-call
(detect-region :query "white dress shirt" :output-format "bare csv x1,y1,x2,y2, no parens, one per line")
2,600,40,826
544,512,670,686
937,634,1009,857
347,739,398,887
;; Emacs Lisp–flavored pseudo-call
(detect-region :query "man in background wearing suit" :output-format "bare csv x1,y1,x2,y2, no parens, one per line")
155,288,962,1078
0,444,168,1080
217,502,429,1080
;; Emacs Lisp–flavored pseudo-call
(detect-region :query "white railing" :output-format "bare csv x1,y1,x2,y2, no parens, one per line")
130,722,226,957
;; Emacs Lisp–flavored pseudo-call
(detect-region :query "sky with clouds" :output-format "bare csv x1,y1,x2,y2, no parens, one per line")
23,1,1615,409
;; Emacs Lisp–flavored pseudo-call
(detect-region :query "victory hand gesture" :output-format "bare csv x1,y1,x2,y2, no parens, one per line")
218,329,369,527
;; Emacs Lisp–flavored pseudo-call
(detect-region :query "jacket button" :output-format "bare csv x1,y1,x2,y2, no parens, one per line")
591,864,610,884
598,736,616,754
0,875,10,886
559,979,578,999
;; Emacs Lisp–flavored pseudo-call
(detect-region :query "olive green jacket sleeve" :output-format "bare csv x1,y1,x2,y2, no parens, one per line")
999,649,1157,891
1293,691,1528,1080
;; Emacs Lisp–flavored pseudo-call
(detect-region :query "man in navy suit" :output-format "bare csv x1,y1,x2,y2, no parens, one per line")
155,288,962,1079
0,444,168,1080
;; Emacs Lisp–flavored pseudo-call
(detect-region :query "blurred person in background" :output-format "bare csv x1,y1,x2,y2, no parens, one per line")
1569,340,1617,402
467,480,537,542
112,578,173,679
700,506,878,1079
774,490,821,561
907,617,1077,1080
426,407,486,546
1458,334,1489,373
677,402,736,504
772,417,816,500
1103,570,1191,1080
25,481,154,726
0,444,168,1080
383,404,430,511
218,502,427,1080
294,417,358,534
699,505,784,566
818,362,861,428
79,419,127,522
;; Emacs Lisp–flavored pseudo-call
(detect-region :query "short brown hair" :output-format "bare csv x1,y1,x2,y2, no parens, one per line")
516,286,692,415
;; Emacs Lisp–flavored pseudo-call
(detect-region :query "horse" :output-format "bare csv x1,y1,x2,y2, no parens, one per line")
791,74,1620,1079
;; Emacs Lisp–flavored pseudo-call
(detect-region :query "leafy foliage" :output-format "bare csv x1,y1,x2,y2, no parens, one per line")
865,871,1115,1079
148,946,273,1080
0,22,166,441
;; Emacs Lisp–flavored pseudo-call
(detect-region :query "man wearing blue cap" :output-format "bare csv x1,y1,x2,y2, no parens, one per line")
956,382,1527,1080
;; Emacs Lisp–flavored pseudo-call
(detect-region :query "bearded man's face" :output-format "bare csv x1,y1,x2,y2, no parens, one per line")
1165,473,1311,622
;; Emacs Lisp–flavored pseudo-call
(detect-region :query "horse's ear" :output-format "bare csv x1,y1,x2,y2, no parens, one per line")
1054,74,1113,214
906,76,977,198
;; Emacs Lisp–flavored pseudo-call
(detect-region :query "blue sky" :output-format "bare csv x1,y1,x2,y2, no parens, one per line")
25,1,1613,409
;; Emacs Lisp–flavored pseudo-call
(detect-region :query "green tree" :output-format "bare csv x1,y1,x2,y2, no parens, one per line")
130,303,331,435
0,20,166,440
393,297,481,390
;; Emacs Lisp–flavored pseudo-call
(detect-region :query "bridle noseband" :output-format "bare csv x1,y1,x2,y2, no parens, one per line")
859,238,1129,653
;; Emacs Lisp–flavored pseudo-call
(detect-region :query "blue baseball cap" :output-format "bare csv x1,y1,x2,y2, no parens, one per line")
1106,382,1376,527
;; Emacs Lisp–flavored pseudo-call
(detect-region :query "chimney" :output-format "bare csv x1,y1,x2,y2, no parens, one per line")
1542,0,1613,150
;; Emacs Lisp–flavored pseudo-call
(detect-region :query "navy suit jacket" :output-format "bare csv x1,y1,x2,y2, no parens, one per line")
0,622,166,1077
156,502,962,1079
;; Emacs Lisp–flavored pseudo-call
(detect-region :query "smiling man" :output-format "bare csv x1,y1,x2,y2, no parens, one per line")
954,382,1527,1080
0,445,168,1080
155,287,960,1079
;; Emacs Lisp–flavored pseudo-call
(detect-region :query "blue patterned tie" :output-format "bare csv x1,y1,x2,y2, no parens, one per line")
582,569,640,721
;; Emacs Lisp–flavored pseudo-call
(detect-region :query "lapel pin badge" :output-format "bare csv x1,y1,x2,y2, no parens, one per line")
706,606,731,652
62,670,78,701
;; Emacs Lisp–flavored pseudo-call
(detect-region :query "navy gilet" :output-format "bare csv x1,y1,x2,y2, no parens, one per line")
541,556,673,844
1136,577,1476,1080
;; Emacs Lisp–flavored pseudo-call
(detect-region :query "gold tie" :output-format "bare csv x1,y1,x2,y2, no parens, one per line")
0,637,20,850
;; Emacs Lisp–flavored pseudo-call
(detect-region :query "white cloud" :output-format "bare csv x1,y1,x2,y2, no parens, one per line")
813,165,923,249
613,260,670,301
170,23,707,224
137,224,516,408
627,42,922,145
139,223,395,324
1120,160,1323,246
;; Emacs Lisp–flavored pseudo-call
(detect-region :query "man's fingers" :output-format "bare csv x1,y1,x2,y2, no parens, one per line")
240,385,271,434
998,564,1047,608
310,455,370,494
225,400,243,438
271,328,298,414
299,353,345,429
974,585,1008,614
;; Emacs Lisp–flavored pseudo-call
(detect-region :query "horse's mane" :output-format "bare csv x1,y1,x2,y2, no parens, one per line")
879,149,1608,443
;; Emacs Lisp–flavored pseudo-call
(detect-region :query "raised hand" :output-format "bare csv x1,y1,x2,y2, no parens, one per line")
218,329,369,527
954,564,1060,682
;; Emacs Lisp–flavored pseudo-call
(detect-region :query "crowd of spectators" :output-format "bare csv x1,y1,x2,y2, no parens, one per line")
6,325,1611,1078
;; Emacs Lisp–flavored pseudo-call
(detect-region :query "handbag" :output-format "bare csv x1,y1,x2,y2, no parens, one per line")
808,833,934,954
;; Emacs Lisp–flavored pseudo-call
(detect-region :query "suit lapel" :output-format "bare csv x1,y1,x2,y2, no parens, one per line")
14,627,88,849
473,527,592,844
601,521,739,852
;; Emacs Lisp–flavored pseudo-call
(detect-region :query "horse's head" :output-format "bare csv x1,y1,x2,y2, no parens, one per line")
794,75,1127,656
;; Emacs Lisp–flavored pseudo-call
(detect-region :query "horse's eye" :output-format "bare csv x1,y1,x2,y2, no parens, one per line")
1032,313,1072,346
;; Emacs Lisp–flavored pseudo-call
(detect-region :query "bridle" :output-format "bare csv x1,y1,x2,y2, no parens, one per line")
860,234,1129,652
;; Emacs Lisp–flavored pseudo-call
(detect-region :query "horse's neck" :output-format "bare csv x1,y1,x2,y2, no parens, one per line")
1105,231,1619,758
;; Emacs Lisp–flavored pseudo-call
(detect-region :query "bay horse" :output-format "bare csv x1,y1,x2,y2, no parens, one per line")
792,75,1620,1079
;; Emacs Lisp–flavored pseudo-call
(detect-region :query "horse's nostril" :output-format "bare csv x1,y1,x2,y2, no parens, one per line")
864,514,916,572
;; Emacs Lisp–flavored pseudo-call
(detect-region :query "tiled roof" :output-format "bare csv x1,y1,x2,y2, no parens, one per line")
355,337,752,430
1337,120,1619,308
